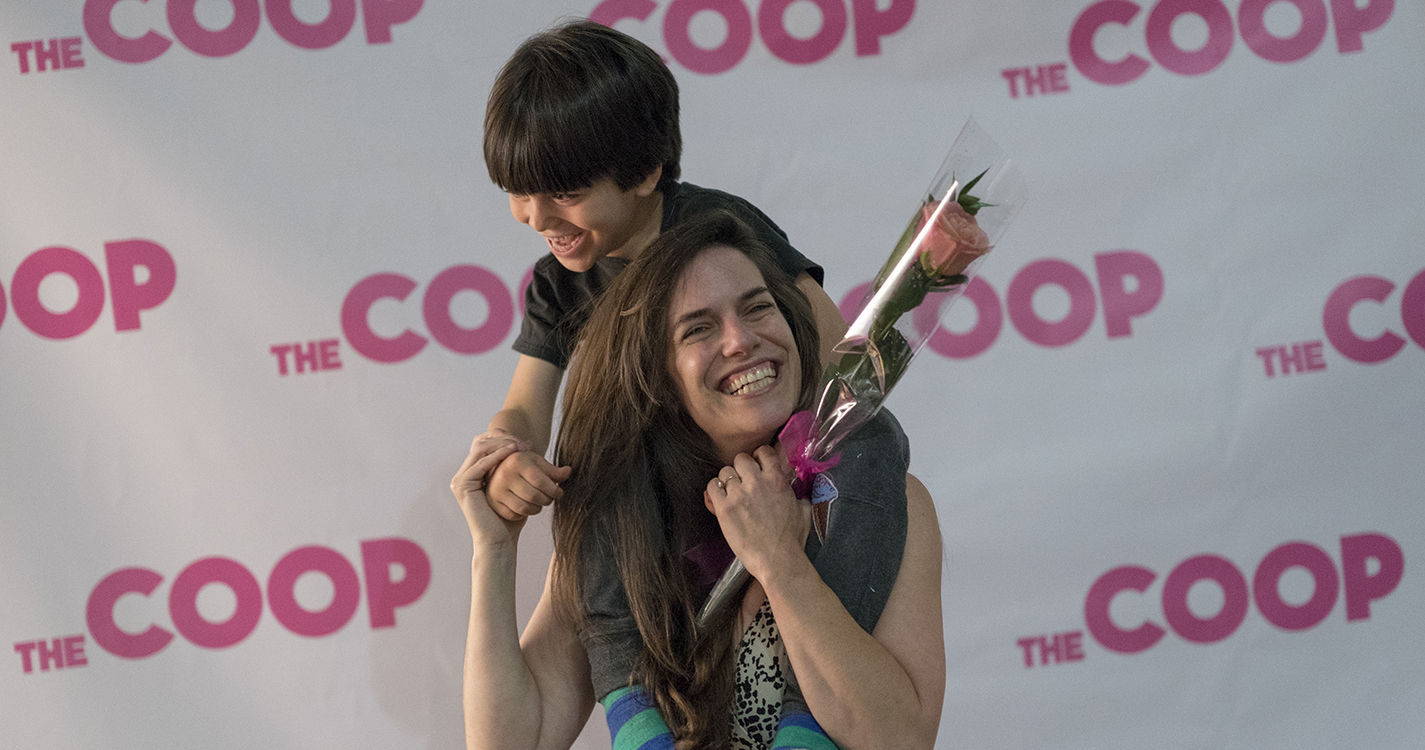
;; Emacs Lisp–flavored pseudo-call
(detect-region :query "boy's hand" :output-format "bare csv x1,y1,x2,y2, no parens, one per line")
485,435,572,521
450,432,527,548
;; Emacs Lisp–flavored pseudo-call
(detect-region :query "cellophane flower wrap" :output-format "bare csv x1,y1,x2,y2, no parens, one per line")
698,118,1027,629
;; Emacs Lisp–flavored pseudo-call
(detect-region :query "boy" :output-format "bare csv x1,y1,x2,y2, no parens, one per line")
479,20,847,518
473,22,910,747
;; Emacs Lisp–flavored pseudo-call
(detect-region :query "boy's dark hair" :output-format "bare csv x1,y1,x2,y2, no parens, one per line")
484,20,681,197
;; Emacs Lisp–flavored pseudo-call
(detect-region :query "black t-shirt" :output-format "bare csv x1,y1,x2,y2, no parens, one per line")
513,182,823,369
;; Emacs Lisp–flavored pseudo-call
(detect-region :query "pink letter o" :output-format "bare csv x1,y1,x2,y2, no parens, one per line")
913,277,1004,359
664,0,753,74
169,557,264,649
1252,541,1339,631
1238,0,1328,62
11,246,106,340
1162,554,1249,643
267,546,361,637
1007,259,1096,347
758,0,847,64
422,265,515,355
1145,0,1234,75
266,0,357,50
168,0,262,57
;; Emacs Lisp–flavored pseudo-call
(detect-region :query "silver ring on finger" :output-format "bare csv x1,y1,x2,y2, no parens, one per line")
715,479,726,490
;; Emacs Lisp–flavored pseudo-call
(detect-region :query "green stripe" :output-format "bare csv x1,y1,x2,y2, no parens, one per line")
611,707,673,750
600,686,674,750
771,725,840,750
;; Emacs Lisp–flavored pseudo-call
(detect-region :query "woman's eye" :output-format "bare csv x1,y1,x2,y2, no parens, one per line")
747,302,774,317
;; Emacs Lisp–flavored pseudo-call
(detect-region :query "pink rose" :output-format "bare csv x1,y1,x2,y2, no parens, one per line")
917,200,991,278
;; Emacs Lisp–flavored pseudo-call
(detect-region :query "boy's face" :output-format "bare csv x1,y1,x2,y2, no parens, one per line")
508,171,662,273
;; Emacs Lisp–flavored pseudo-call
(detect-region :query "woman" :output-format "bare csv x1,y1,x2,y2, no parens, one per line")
453,212,945,750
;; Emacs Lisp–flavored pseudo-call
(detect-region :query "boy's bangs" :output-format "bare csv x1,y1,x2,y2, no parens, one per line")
487,124,602,197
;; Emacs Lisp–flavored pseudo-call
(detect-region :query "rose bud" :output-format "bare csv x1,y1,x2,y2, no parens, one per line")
916,200,992,278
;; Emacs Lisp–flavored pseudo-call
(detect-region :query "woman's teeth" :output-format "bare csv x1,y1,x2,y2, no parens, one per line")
726,364,777,395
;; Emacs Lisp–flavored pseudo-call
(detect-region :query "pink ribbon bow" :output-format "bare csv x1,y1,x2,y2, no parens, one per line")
778,410,841,500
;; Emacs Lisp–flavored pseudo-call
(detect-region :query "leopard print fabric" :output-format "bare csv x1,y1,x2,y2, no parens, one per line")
729,600,787,750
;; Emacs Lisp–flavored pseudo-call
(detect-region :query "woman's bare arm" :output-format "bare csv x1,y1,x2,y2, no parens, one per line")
709,454,945,750
454,435,594,750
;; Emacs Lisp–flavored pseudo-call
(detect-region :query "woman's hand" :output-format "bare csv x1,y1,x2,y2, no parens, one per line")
704,444,811,581
451,431,532,549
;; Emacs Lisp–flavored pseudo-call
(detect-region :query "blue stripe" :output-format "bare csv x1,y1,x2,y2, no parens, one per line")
603,688,654,735
777,709,825,733
634,733,677,750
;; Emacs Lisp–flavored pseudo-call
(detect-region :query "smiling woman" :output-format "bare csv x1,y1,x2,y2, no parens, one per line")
452,211,945,750
667,245,805,464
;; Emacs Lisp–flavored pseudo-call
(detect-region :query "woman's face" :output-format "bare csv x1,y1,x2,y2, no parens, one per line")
668,246,801,464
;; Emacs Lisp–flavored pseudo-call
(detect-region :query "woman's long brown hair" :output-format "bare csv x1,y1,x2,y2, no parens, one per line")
551,211,820,749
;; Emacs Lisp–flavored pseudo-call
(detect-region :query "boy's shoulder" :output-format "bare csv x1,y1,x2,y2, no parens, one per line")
662,181,823,285
662,181,768,227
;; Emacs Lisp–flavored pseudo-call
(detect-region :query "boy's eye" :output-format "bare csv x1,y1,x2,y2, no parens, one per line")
550,191,579,202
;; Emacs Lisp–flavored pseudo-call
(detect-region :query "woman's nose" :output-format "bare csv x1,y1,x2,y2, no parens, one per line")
720,318,755,356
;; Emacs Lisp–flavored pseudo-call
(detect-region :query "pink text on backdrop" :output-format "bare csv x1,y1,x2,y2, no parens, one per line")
1084,533,1404,654
341,252,1159,365
1016,631,1086,668
84,538,429,659
13,635,88,675
340,265,523,363
0,240,175,339
10,38,86,74
590,0,913,74
838,251,1165,357
1069,0,1395,85
1322,269,1425,364
82,0,423,63
271,339,344,375
1255,340,1327,377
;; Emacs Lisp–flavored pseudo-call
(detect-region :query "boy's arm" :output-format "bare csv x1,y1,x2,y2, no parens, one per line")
489,355,563,453
795,272,849,367
485,355,571,520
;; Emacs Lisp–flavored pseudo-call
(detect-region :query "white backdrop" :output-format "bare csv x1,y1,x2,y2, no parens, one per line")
3,1,1421,748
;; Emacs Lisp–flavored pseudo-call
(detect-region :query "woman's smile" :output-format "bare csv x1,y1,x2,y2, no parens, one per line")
720,362,779,396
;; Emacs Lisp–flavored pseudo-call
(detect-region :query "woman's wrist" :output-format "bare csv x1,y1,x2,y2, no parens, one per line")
746,541,815,593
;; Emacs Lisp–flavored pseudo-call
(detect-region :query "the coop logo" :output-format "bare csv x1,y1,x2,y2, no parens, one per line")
838,251,1165,357
1069,0,1395,85
14,538,431,675
591,0,914,74
81,0,423,63
1085,533,1403,654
